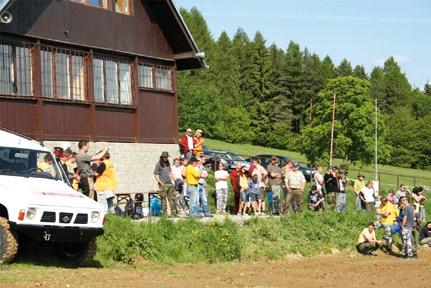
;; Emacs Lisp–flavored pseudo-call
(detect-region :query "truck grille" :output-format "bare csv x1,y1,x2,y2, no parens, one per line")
40,211,56,223
74,213,88,224
59,212,73,224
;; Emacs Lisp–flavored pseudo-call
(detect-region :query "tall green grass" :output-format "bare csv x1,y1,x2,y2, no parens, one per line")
96,216,242,265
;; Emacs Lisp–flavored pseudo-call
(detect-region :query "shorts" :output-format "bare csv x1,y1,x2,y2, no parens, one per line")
258,187,265,200
249,193,259,201
240,188,249,202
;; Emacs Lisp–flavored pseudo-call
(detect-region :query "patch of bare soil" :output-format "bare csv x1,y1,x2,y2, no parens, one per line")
2,250,431,288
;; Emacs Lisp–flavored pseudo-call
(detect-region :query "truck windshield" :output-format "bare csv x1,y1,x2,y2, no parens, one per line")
0,146,63,181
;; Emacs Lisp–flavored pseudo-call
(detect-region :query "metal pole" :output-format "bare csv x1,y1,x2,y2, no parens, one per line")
375,98,378,181
329,93,336,166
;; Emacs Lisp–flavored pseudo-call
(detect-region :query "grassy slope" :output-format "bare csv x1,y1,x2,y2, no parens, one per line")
205,138,431,190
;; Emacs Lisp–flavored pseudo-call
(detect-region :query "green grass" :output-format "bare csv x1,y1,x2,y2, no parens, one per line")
205,138,431,191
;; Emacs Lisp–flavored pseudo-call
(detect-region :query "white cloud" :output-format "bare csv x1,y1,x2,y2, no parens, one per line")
374,54,410,66
392,54,410,64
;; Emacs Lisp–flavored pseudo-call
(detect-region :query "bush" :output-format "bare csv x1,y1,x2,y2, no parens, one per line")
97,216,242,265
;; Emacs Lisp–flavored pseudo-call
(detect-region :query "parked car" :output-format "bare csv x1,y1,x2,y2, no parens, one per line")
297,163,315,182
246,154,314,182
224,151,250,170
204,150,235,171
202,145,215,158
245,154,290,169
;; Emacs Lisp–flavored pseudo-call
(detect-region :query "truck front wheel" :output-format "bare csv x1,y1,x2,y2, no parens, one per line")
0,217,19,264
57,239,97,267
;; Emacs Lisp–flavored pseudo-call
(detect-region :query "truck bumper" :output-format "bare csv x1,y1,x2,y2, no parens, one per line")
10,222,104,243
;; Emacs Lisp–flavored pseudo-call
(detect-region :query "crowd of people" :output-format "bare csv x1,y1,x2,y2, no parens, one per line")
37,128,429,260
355,182,429,259
38,140,117,214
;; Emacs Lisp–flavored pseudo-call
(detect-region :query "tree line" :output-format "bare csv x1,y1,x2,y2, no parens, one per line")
178,7,431,170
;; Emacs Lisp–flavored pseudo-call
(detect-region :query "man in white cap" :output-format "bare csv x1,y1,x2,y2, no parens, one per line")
284,162,306,213
180,128,194,160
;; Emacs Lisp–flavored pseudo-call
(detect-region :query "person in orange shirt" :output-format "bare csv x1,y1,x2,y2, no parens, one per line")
193,129,204,156
95,151,117,213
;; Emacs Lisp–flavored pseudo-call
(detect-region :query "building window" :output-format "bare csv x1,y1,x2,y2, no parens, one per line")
155,66,172,91
40,47,87,101
93,57,133,106
71,0,108,9
138,64,153,89
0,44,33,97
115,0,130,15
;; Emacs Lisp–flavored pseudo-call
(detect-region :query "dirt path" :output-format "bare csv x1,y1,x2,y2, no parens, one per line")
2,250,431,288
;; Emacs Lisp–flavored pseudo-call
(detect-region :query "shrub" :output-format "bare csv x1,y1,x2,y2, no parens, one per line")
96,216,242,265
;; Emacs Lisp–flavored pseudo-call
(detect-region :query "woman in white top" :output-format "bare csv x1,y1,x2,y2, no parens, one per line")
215,162,229,214
360,180,377,212
313,165,324,192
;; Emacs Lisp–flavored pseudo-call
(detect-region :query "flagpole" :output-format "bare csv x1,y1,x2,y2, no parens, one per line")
375,98,378,181
329,93,336,166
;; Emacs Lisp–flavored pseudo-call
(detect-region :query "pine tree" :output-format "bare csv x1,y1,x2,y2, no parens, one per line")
232,28,253,107
352,65,368,79
266,43,292,148
303,50,325,124
211,31,240,106
370,57,412,113
425,83,431,96
335,59,353,77
369,67,386,103
248,32,272,145
321,56,335,80
283,41,304,133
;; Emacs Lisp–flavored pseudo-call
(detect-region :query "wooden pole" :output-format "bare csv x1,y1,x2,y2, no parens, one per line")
329,93,336,166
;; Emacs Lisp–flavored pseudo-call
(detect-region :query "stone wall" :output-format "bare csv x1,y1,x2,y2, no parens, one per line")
44,141,179,194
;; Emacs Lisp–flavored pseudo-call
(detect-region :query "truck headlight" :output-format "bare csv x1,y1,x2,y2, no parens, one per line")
91,212,100,223
26,208,37,220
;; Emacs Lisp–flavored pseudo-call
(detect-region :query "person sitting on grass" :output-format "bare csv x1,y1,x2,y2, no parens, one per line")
419,221,431,248
307,185,324,212
356,222,384,256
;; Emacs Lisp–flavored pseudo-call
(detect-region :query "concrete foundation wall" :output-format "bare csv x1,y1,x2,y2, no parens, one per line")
44,141,179,194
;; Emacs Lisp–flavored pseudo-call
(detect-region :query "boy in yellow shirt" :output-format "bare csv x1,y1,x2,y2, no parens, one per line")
376,196,399,251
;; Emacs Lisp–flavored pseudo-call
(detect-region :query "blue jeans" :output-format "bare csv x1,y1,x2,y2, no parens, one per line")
336,192,347,212
187,185,200,217
198,184,211,216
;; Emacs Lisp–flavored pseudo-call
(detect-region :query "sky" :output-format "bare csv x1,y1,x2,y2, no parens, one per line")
174,0,430,89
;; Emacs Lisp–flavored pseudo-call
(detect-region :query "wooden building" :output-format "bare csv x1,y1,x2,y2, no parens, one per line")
0,0,204,193
0,0,204,143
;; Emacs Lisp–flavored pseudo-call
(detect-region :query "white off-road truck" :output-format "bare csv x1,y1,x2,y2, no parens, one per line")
0,128,105,266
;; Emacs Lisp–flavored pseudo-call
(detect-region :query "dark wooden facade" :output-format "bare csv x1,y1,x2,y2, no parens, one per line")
0,0,203,144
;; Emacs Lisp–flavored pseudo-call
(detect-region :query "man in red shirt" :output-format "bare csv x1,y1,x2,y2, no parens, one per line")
230,163,241,214
180,128,195,160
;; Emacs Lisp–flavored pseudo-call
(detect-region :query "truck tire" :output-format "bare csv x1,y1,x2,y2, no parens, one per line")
0,217,19,264
57,239,97,267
